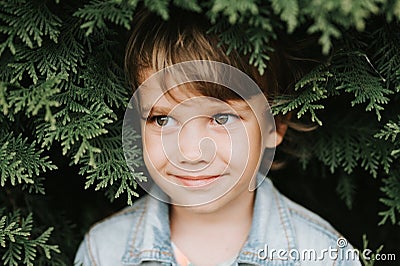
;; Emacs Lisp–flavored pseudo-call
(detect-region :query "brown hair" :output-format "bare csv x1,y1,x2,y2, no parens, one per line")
124,8,308,102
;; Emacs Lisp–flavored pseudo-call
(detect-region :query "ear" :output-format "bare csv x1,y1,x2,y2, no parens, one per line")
264,113,291,148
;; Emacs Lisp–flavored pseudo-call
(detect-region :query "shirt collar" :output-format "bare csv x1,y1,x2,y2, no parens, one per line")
122,176,298,265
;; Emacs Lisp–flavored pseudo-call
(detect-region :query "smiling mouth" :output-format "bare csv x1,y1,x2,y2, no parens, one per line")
172,175,221,187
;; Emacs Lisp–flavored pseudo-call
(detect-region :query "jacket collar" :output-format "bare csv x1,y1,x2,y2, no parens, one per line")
237,178,299,265
121,177,298,265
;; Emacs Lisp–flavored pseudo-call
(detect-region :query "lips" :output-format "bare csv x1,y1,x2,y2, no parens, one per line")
172,175,221,187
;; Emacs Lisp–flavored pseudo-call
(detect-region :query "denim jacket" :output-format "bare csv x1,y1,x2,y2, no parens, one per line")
75,178,361,266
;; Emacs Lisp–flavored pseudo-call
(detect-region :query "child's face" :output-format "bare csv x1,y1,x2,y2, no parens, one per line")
136,69,276,211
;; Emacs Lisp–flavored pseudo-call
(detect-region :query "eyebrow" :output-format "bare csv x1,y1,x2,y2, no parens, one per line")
141,105,172,115
226,100,253,112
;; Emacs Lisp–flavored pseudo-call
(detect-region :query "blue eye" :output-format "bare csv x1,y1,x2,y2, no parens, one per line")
148,115,177,127
212,114,239,125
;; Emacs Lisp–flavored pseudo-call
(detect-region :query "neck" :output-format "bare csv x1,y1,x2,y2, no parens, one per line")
169,189,256,265
170,189,255,230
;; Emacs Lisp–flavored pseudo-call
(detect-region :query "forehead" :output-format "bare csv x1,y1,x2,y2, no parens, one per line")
139,84,251,113
138,69,222,106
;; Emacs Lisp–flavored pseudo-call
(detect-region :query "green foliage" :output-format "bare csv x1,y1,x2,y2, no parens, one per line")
0,0,62,55
0,209,59,266
381,0,400,22
375,116,400,157
143,0,170,20
173,0,201,13
271,0,298,33
378,172,400,225
79,122,146,205
371,23,400,93
0,0,400,264
7,75,64,128
336,172,356,209
0,133,56,193
208,0,259,24
304,113,393,178
359,234,384,266
272,64,333,125
302,0,380,53
331,49,393,121
375,116,400,225
74,0,138,36
208,3,277,75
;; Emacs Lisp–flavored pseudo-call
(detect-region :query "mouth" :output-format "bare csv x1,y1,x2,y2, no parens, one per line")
172,175,221,187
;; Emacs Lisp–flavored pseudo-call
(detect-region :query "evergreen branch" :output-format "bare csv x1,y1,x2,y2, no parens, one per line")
336,172,356,209
173,0,201,12
0,82,10,116
22,197,79,265
37,101,114,166
313,131,351,174
381,0,400,22
333,51,393,121
0,134,57,189
378,171,400,225
7,74,66,129
272,65,332,125
208,8,276,75
307,113,395,179
371,23,400,93
74,0,137,36
359,234,384,266
247,28,273,75
0,212,30,248
374,116,400,171
80,52,129,109
208,21,252,56
80,122,146,205
270,0,299,33
0,0,61,55
6,22,85,83
143,0,170,20
375,116,400,143
0,210,60,266
209,0,258,24
301,0,380,54
21,177,46,195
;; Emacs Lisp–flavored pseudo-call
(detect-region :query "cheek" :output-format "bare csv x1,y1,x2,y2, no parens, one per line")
213,132,232,163
248,127,263,162
215,127,252,169
230,124,263,169
143,133,167,171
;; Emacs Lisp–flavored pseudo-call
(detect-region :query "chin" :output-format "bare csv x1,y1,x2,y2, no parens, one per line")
176,194,230,214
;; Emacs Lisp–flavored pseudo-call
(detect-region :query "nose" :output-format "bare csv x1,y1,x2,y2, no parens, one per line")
177,119,214,164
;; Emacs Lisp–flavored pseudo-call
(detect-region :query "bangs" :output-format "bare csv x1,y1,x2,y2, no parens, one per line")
163,82,243,103
124,8,261,101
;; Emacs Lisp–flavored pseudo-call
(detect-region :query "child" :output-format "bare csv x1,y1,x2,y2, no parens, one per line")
75,8,361,266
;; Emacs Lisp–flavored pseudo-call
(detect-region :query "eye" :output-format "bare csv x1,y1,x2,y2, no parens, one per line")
212,113,239,125
148,115,177,127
